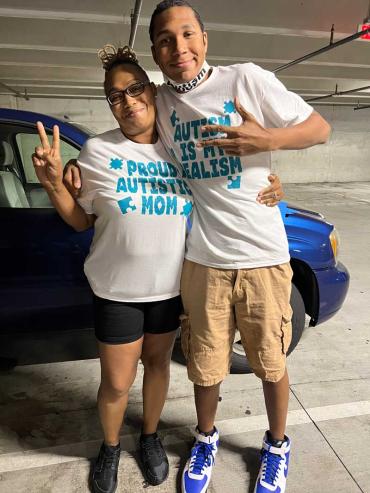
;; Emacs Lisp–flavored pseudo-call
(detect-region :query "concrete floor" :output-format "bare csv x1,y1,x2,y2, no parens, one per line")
0,182,369,493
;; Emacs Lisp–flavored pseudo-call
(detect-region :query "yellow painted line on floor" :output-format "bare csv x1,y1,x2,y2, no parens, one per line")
0,400,369,474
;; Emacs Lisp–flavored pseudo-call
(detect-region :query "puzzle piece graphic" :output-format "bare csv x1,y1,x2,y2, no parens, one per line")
227,175,241,189
170,110,180,127
181,200,193,217
223,100,236,114
117,196,137,214
110,158,123,170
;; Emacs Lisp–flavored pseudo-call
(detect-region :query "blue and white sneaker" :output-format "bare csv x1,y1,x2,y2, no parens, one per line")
254,432,291,493
182,427,219,493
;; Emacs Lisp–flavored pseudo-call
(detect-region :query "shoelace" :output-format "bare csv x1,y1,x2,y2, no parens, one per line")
99,449,120,472
261,449,283,485
141,437,164,459
189,442,215,475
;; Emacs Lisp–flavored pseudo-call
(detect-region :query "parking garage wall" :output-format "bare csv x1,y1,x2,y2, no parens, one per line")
1,96,369,183
272,106,370,183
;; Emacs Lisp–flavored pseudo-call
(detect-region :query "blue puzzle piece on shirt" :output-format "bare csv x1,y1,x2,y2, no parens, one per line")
110,158,123,170
181,200,193,217
117,196,137,214
170,110,180,127
224,100,236,114
227,175,241,189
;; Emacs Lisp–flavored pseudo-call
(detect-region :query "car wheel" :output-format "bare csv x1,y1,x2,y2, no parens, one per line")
286,284,306,355
230,284,306,374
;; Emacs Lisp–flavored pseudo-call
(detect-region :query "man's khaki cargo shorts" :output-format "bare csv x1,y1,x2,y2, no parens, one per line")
180,260,293,386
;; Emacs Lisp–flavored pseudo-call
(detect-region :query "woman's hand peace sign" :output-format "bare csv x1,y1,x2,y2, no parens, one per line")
32,122,64,192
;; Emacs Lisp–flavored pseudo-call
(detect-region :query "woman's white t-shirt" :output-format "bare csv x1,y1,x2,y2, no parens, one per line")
77,128,193,302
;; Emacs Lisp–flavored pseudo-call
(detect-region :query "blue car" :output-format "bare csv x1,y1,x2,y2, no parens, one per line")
0,108,349,372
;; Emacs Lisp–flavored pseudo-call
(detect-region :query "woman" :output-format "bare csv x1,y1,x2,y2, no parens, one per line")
33,46,283,493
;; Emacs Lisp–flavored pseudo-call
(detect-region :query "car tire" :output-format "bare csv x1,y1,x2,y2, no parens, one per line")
286,284,306,355
230,284,306,374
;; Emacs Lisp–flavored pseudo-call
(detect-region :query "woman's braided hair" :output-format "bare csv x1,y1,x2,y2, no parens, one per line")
98,44,149,96
98,44,140,72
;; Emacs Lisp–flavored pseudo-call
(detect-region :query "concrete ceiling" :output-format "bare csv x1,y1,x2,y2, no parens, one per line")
1,0,370,108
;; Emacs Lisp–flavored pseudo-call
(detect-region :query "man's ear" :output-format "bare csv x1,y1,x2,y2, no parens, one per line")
203,31,208,53
151,82,157,97
151,45,159,66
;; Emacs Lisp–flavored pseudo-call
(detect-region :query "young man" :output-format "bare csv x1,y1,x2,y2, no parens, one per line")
149,1,331,492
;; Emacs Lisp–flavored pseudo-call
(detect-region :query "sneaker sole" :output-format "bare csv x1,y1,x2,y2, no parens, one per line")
91,480,117,493
143,465,169,486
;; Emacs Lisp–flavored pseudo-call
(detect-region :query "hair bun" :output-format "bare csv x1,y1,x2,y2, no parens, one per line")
98,44,139,71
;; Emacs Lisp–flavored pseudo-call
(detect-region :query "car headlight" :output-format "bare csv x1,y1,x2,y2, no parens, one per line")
329,228,340,261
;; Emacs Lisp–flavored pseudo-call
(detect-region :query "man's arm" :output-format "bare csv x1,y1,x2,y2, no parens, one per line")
268,110,330,151
63,159,82,198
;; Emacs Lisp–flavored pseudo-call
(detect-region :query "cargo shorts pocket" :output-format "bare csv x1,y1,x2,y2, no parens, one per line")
179,314,191,361
281,311,293,355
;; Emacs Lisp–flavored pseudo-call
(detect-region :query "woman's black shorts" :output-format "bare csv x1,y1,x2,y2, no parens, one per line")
93,294,183,344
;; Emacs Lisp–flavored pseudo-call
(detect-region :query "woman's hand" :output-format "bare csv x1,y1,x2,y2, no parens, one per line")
257,174,284,207
32,122,64,192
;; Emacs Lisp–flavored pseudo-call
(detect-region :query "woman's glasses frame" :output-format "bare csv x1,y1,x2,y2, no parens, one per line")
107,81,151,106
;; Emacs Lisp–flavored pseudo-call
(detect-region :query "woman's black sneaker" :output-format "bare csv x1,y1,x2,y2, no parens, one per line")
91,442,121,493
139,433,169,485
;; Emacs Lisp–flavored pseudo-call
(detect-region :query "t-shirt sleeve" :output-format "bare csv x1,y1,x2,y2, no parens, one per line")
246,64,313,128
76,141,95,215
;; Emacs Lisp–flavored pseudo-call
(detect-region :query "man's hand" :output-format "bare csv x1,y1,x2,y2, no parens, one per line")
197,96,274,156
32,122,64,191
63,159,82,198
257,174,284,207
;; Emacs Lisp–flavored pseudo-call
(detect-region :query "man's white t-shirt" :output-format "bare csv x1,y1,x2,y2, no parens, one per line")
156,63,313,269
77,128,193,302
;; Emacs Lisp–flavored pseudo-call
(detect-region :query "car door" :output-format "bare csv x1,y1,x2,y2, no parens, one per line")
0,121,93,335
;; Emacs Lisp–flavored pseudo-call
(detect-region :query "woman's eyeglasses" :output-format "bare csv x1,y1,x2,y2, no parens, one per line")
107,81,151,106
